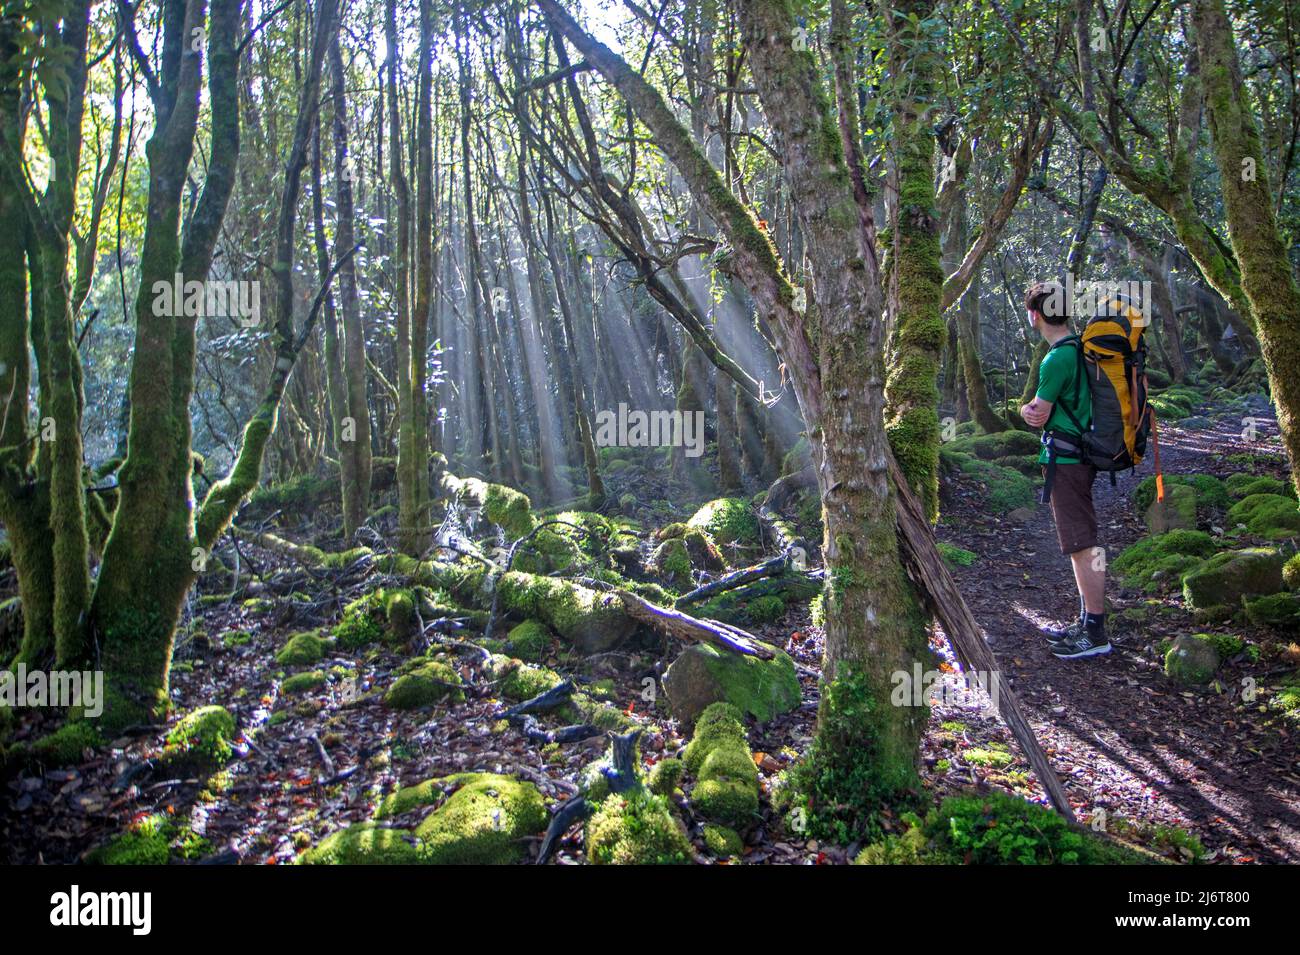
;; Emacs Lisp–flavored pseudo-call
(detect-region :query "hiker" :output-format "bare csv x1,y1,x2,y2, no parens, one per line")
1020,281,1111,660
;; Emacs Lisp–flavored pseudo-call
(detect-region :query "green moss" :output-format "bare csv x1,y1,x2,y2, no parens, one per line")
443,475,535,538
335,588,419,649
384,660,465,709
937,542,978,568
963,743,1014,768
687,497,760,546
298,822,423,865
940,452,1035,514
1244,592,1300,630
86,814,175,865
1182,547,1286,611
948,429,1041,461
1284,553,1300,590
1225,473,1295,500
663,643,801,725
854,822,936,865
746,594,786,623
494,571,634,654
1111,530,1218,591
23,720,103,766
504,620,552,663
651,537,694,583
1226,493,1300,538
647,757,684,796
276,631,326,666
585,789,692,865
414,772,548,864
282,670,326,695
702,823,743,859
162,705,235,773
488,654,562,701
375,778,448,819
681,702,760,829
1164,634,1221,685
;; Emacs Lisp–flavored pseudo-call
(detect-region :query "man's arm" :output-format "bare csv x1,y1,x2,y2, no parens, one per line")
1021,396,1053,428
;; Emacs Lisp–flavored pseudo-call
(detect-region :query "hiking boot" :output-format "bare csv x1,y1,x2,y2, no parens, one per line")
1051,628,1111,659
1040,617,1085,642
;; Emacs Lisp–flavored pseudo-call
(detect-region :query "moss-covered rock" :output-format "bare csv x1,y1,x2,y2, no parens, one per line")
442,474,535,538
495,572,636,654
19,721,102,767
86,814,176,865
939,451,1036,514
504,620,552,663
335,587,420,649
160,705,235,774
1144,482,1197,534
1225,473,1296,501
1182,547,1286,612
950,429,1041,461
650,537,694,586
1226,493,1300,538
298,822,423,865
276,631,326,666
663,642,800,726
414,772,548,864
383,660,465,709
647,757,684,796
375,778,448,819
585,789,693,865
1135,473,1230,516
701,823,743,859
681,702,759,829
1164,634,1221,686
282,670,326,695
1284,553,1300,590
1244,592,1300,631
488,654,563,702
1111,530,1218,592
686,497,760,546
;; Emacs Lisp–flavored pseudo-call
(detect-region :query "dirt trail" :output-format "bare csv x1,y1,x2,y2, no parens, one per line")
941,400,1300,863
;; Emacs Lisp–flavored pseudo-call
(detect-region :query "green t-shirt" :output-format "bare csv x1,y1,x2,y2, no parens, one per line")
1035,335,1091,465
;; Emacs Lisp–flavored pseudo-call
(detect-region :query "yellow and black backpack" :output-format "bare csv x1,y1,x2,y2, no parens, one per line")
1047,292,1164,501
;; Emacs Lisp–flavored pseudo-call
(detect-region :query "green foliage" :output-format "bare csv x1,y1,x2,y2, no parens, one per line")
86,814,175,865
937,541,978,568
746,594,786,623
585,789,692,865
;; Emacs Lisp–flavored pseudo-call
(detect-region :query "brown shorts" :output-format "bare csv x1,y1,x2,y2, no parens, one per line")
1046,463,1098,555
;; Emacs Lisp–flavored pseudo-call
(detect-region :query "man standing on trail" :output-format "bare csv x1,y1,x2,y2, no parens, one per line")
1020,281,1111,660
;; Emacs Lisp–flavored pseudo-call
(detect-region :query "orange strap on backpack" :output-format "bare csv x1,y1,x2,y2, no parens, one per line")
1148,403,1164,502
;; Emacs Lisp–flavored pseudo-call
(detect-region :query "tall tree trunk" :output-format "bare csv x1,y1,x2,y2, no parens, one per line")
1193,0,1300,493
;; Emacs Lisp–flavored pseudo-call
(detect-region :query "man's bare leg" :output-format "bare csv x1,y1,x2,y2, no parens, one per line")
1069,546,1105,615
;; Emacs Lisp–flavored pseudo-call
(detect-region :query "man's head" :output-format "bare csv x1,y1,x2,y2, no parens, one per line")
1025,280,1069,337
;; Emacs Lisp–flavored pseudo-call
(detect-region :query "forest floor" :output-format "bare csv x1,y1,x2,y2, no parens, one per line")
2,392,1297,864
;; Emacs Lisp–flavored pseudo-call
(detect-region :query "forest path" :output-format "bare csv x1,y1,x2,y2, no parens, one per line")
939,397,1300,863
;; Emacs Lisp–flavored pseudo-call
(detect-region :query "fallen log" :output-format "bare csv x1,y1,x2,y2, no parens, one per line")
501,679,576,719
588,583,774,659
888,454,1075,822
513,715,601,746
673,550,808,609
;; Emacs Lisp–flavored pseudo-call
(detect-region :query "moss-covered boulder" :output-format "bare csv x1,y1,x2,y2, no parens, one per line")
1135,473,1230,516
1284,553,1300,590
684,703,760,829
1164,634,1221,686
1182,547,1286,613
585,789,692,865
487,654,563,702
1244,592,1300,631
414,772,548,864
383,660,465,709
687,497,760,547
650,537,694,586
441,474,535,538
1144,483,1197,534
952,429,1041,461
662,642,800,726
298,822,423,865
1111,530,1218,592
160,705,235,774
1226,493,1300,539
276,631,326,666
702,823,744,859
495,572,636,654
282,670,326,695
335,587,420,649
504,620,552,662
1225,473,1296,500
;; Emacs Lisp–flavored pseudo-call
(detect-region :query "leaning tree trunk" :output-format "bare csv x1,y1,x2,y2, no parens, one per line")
1194,0,1300,495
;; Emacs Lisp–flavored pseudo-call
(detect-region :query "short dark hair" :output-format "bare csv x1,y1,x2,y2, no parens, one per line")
1025,280,1069,325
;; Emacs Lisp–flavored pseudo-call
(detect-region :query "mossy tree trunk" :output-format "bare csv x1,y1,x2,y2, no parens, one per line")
92,0,338,727
1193,0,1300,495
883,0,945,522
535,0,933,827
327,30,373,540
